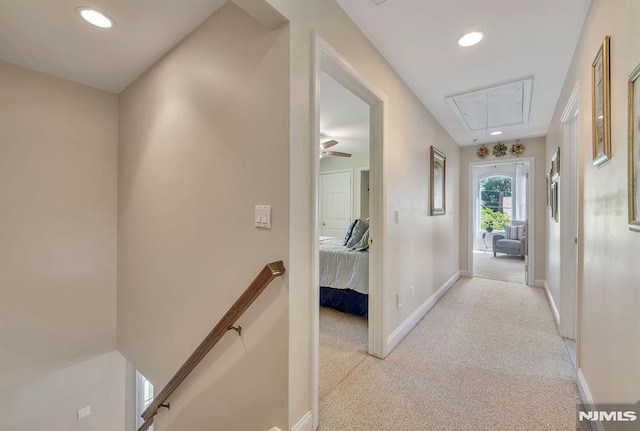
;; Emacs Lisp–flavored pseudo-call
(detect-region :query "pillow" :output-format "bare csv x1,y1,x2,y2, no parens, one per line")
505,225,524,240
349,228,369,251
343,219,359,246
345,219,369,248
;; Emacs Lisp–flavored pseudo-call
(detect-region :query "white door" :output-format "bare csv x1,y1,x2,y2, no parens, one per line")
320,171,352,237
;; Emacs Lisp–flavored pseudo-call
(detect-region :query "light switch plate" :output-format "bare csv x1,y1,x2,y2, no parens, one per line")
255,205,271,229
77,405,91,420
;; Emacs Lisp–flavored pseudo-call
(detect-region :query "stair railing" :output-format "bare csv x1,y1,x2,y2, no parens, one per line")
136,260,286,431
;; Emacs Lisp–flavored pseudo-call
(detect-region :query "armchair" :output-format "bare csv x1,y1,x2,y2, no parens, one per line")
493,220,527,258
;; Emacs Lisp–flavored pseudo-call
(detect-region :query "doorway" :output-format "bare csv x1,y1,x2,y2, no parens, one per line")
311,34,386,430
560,85,579,353
468,158,536,286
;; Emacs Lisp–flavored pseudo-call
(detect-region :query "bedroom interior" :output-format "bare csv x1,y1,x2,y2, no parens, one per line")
317,69,372,408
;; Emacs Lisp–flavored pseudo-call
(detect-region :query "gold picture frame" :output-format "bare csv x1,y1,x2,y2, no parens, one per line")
592,35,611,166
430,146,446,216
628,62,640,230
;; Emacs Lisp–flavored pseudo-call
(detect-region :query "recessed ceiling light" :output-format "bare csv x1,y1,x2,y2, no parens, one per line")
490,131,503,136
77,7,114,28
458,31,485,47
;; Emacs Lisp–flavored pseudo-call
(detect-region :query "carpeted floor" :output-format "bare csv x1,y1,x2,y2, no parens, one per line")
473,250,525,284
319,277,589,431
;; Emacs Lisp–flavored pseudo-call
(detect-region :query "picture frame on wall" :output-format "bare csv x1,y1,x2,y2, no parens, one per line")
628,62,640,231
592,35,611,166
551,147,560,181
430,146,446,216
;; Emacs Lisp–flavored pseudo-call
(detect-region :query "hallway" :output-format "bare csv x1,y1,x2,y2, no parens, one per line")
319,277,588,431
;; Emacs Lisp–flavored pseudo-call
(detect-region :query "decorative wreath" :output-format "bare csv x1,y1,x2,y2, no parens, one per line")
492,142,507,158
476,145,489,159
510,141,526,156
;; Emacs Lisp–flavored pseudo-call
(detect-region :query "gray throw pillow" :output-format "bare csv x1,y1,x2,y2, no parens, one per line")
345,219,369,248
343,219,359,245
349,228,369,251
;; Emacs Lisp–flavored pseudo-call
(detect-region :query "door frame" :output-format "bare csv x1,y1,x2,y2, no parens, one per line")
311,33,387,430
559,83,580,344
467,157,536,286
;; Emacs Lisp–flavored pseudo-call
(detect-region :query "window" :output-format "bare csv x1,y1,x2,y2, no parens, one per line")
136,370,154,430
480,175,513,231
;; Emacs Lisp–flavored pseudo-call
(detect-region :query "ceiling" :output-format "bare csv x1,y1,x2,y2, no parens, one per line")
0,0,227,93
320,72,370,156
0,0,590,146
337,0,591,146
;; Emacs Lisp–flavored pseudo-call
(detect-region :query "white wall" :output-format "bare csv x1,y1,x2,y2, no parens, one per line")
117,3,289,430
460,138,547,283
320,152,369,172
0,61,118,388
0,351,135,431
264,0,461,427
546,0,640,404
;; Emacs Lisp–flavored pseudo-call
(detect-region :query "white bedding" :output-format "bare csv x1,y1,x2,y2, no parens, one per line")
319,237,369,295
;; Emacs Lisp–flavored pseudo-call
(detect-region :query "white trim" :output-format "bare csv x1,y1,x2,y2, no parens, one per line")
459,269,471,277
290,411,313,431
467,157,536,285
386,271,460,351
543,281,560,331
533,279,545,288
577,369,605,431
311,33,388,431
560,83,579,123
559,83,579,340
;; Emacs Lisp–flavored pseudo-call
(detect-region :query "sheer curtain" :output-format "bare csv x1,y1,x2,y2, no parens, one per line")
514,163,528,221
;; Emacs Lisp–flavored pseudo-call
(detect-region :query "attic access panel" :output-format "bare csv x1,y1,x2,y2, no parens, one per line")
446,78,533,132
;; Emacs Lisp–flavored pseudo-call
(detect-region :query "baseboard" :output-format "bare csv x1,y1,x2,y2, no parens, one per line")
290,411,313,431
386,271,460,353
534,279,545,288
577,369,605,431
459,269,471,277
542,281,560,331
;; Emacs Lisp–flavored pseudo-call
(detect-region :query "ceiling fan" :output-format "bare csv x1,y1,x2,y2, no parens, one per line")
320,140,352,158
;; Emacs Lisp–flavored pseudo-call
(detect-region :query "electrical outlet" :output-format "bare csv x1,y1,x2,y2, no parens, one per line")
77,405,91,420
410,285,415,299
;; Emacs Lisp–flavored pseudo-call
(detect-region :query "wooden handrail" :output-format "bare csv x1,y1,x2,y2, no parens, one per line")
138,261,286,428
137,418,154,431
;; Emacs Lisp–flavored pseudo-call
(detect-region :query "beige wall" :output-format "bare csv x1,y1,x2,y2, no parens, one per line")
265,0,461,427
117,3,289,430
459,137,547,284
547,0,640,403
0,61,118,388
0,351,135,431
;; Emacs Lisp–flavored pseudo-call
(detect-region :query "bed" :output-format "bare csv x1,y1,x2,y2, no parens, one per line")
319,236,369,318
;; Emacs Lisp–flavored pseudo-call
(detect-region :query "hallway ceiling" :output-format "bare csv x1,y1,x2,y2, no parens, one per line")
337,0,591,146
0,0,590,145
0,0,227,93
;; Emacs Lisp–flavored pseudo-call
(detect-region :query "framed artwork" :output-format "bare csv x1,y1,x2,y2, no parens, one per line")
628,62,640,230
546,171,551,207
551,181,559,223
430,146,446,216
551,147,560,181
592,35,611,166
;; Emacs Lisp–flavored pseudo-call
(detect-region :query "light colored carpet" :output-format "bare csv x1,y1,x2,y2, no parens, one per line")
473,250,525,284
319,277,589,431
